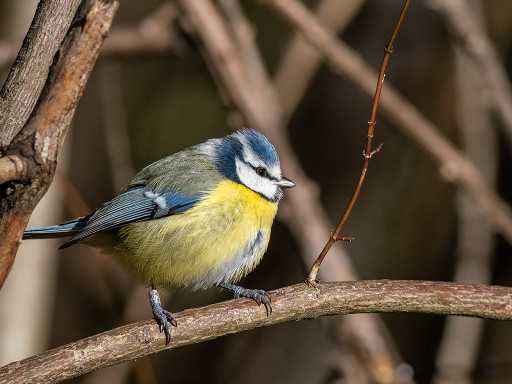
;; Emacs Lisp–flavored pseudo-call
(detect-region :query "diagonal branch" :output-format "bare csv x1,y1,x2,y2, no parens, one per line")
0,0,82,146
0,0,119,289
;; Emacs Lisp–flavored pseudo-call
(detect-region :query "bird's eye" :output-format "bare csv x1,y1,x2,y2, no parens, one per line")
256,167,267,177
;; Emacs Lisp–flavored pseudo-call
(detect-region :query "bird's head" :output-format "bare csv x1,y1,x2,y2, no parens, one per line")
200,129,295,202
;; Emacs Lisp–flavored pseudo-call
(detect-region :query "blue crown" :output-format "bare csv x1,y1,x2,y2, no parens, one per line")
211,129,280,183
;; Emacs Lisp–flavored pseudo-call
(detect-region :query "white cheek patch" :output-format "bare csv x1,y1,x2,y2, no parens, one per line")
235,157,278,200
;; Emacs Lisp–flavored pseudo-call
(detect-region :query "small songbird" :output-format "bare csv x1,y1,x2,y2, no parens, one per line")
23,128,294,343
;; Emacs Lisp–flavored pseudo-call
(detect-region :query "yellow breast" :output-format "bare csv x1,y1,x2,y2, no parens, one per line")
108,179,278,289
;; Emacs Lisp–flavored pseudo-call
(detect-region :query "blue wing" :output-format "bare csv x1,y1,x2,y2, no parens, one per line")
23,183,201,248
61,185,201,247
22,218,90,239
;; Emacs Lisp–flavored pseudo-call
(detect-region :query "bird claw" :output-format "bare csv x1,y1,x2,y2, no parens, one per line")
149,288,176,344
219,283,272,315
246,289,272,316
154,308,176,344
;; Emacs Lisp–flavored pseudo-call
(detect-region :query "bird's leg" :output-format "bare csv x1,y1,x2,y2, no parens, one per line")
218,282,272,315
148,286,177,344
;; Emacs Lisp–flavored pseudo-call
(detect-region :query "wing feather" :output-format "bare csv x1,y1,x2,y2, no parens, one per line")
61,185,201,247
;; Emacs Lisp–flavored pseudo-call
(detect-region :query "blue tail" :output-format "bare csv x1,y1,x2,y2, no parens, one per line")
22,216,91,240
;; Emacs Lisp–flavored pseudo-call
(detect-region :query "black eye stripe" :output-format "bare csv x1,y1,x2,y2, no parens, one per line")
253,165,278,181
244,160,277,181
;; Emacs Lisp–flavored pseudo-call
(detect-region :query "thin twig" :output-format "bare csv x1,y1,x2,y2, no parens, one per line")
307,0,410,283
260,0,512,248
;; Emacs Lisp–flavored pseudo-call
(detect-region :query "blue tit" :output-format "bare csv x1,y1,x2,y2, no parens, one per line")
23,128,295,343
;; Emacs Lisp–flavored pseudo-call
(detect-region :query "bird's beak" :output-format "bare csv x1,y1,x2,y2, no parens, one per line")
277,177,295,188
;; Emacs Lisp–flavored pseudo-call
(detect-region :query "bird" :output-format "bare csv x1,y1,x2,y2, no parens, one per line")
23,128,295,343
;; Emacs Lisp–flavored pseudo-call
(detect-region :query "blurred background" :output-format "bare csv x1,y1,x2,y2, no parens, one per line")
1,0,512,383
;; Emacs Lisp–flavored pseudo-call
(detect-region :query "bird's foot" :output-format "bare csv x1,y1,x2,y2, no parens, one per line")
149,288,177,344
218,282,272,315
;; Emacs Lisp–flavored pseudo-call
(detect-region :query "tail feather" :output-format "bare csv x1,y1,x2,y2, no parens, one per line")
23,217,90,240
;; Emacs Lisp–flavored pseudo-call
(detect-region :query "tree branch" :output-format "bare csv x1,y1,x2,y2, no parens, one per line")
273,0,366,118
433,5,497,380
101,2,188,58
1,280,511,383
0,2,187,71
0,0,82,146
0,0,119,289
0,155,29,185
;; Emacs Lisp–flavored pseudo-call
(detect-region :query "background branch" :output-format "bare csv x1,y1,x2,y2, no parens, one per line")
101,2,188,58
273,0,366,118
0,3,187,71
433,2,497,382
428,0,512,150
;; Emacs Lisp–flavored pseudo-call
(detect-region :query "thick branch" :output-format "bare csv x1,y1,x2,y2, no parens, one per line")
0,0,119,288
0,280,510,383
0,0,82,146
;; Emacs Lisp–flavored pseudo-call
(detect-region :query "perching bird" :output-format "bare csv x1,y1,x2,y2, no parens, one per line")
23,128,294,343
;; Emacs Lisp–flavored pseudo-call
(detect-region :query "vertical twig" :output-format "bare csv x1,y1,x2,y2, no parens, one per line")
307,0,410,284
261,0,512,248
